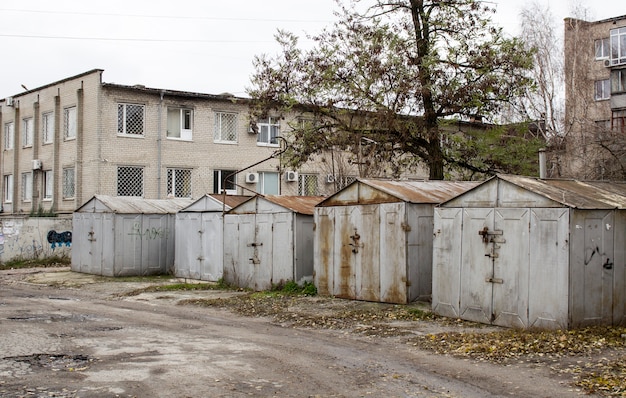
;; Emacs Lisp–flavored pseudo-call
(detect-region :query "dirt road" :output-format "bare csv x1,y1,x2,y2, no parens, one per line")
0,268,593,397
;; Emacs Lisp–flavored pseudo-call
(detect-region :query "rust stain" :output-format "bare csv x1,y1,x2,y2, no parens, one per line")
264,195,326,215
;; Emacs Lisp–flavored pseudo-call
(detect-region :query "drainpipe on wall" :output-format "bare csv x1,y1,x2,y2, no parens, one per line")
538,148,547,179
157,91,164,198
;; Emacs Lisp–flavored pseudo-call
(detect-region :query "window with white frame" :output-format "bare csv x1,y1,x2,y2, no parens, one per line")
611,69,626,94
257,117,279,146
259,172,279,194
595,79,611,100
4,122,14,150
214,112,237,143
22,172,32,202
595,37,610,59
610,27,626,66
213,169,237,195
298,174,319,196
64,106,77,139
43,170,53,200
62,168,75,199
22,117,34,147
117,166,143,196
612,109,626,132
117,103,144,136
167,108,193,140
42,111,54,144
3,174,13,203
167,168,192,198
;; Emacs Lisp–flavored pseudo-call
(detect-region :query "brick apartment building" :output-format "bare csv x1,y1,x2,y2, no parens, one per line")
564,14,626,179
0,69,357,216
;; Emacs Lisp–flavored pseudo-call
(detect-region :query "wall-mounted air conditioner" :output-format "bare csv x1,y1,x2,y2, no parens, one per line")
245,172,259,183
5,97,14,107
604,59,611,67
326,174,335,183
285,171,298,182
32,159,42,170
248,122,258,134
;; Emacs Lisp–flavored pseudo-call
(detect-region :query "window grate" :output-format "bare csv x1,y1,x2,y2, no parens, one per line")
167,168,192,198
117,166,143,196
298,174,319,195
42,112,54,144
215,112,237,142
4,122,14,150
64,107,77,139
23,118,34,147
118,104,144,135
62,168,75,199
22,172,32,202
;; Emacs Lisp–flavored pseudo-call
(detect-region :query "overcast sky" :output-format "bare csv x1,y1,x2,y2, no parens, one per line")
1,0,624,99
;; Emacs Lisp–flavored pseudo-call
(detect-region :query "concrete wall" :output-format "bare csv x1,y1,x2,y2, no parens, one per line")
0,216,72,263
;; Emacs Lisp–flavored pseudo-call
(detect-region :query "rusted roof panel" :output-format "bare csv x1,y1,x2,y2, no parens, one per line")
77,195,193,214
208,194,252,209
318,179,480,207
264,195,326,215
499,175,626,209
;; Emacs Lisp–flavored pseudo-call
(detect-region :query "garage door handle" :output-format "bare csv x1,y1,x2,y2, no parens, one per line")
485,277,503,284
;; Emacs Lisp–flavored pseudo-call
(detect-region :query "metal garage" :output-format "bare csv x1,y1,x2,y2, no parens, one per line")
223,195,324,291
72,195,192,276
314,179,479,304
433,174,626,329
174,194,249,281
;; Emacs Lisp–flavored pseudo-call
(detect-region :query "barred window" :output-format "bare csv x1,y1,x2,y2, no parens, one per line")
42,111,54,144
118,103,144,136
298,174,319,196
167,108,193,140
64,106,77,139
337,176,357,190
117,166,143,196
22,118,34,147
62,168,75,199
214,112,237,142
213,169,237,195
167,168,192,198
3,174,13,203
4,121,14,150
22,172,32,202
44,170,53,200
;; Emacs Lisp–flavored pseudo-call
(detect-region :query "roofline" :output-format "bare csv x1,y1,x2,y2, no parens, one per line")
564,14,626,25
102,82,251,103
2,69,104,100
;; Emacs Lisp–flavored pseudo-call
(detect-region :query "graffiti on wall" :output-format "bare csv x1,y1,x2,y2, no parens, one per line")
47,230,72,249
129,222,169,240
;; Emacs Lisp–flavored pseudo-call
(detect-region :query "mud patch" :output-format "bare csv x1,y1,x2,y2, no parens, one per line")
5,353,93,372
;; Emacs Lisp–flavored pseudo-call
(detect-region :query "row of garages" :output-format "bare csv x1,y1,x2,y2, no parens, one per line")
71,175,626,329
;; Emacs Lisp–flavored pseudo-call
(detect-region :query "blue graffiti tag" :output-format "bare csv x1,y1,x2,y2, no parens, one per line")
47,230,72,248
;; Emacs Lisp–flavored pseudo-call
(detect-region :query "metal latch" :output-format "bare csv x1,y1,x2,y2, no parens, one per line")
478,227,504,243
485,277,504,284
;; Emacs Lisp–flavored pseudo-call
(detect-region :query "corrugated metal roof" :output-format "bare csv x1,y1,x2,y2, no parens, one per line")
208,194,252,209
264,195,326,215
77,195,193,214
499,175,626,209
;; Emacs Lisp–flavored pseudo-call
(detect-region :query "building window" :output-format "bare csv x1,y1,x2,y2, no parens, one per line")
62,168,75,199
167,108,193,140
4,121,14,150
117,103,144,136
595,37,610,59
22,117,34,147
214,112,237,143
3,174,13,203
337,176,357,190
611,69,626,94
259,172,279,194
213,169,237,195
22,172,32,202
42,111,54,144
298,174,319,196
595,79,610,100
167,168,192,198
43,170,53,200
64,106,77,139
257,117,280,146
612,109,626,132
117,166,143,196
610,27,626,66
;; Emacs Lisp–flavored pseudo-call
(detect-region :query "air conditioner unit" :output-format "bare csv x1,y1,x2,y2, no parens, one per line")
32,159,42,170
285,171,298,182
245,172,259,183
248,122,258,134
604,59,611,67
5,97,13,107
326,174,335,184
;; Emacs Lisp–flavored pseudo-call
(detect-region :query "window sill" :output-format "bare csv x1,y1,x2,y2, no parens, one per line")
166,137,193,142
214,140,238,145
257,143,280,148
117,134,144,139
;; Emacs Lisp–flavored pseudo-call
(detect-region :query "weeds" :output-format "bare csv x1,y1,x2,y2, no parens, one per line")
0,255,70,270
